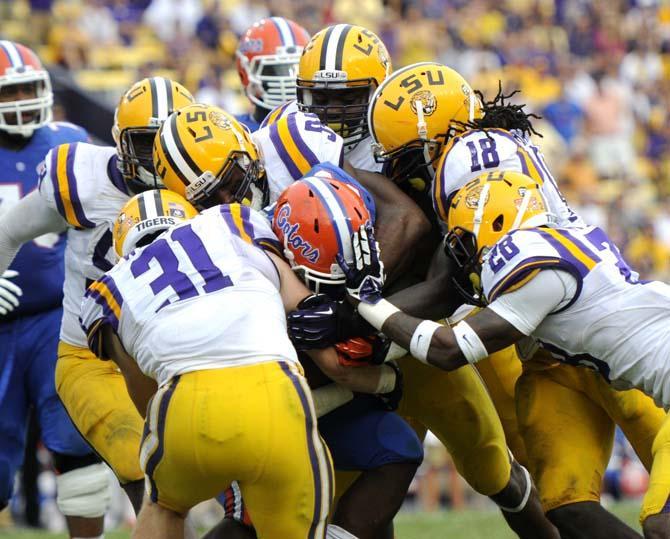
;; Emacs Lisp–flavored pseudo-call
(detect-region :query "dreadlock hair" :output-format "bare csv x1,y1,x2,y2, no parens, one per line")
457,81,543,139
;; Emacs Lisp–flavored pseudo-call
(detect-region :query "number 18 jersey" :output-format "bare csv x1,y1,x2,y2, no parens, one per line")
80,204,298,387
432,128,582,228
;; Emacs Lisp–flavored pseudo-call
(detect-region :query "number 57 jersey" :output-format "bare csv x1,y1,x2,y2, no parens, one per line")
432,128,583,228
81,204,298,387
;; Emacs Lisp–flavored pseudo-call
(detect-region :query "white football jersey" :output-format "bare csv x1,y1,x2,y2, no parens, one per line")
482,225,670,406
80,204,297,387
260,101,382,175
253,110,344,203
433,129,582,228
39,142,132,346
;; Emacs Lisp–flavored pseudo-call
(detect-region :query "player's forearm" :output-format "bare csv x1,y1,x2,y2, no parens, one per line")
0,190,67,273
357,301,467,371
307,347,397,394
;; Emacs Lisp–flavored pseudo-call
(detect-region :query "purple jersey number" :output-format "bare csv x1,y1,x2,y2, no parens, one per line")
130,224,232,312
304,115,338,142
488,236,520,273
583,227,637,283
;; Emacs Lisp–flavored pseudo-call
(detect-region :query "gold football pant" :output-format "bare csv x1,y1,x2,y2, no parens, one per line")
141,362,333,539
641,411,670,523
55,341,144,483
474,346,527,465
397,355,511,496
516,363,664,512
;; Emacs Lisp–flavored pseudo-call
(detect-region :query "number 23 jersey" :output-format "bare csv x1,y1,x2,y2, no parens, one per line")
80,204,297,387
39,142,132,346
432,128,582,228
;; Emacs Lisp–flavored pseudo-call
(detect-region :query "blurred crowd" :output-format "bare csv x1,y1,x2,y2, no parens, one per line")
2,0,670,279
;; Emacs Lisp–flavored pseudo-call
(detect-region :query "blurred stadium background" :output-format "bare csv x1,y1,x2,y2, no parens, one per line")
0,0,666,535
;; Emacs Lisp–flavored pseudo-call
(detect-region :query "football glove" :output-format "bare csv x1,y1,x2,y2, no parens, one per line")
0,270,22,316
336,335,391,367
287,294,338,350
337,224,385,304
287,295,376,350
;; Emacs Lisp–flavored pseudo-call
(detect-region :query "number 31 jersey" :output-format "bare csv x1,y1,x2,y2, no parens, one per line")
482,225,670,407
80,204,297,387
39,142,132,346
432,128,582,228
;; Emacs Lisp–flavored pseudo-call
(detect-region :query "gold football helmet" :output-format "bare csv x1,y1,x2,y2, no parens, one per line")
113,189,198,257
368,62,480,182
112,77,194,193
444,170,550,305
297,24,392,148
153,103,267,210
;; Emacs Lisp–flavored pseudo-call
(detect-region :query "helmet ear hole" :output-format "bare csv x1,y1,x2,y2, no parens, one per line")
492,214,504,232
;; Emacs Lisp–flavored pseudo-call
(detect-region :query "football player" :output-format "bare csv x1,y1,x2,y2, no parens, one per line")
263,29,558,538
282,170,558,539
81,188,408,539
235,17,310,132
0,40,109,538
153,109,421,539
0,77,194,514
263,24,390,172
340,171,670,539
367,62,664,539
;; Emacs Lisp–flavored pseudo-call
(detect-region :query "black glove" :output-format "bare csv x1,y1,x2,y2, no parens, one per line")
287,295,377,350
375,360,403,411
287,294,339,350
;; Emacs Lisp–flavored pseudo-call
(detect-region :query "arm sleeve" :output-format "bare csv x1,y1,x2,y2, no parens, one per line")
487,269,577,335
0,190,69,274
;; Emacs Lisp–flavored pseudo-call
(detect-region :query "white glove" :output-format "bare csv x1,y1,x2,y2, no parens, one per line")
0,270,22,315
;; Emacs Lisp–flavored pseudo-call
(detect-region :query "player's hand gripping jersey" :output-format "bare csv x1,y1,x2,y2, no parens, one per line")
81,204,295,387
252,110,344,201
433,129,583,228
482,224,670,407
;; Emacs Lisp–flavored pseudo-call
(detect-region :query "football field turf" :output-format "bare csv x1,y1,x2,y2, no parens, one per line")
1,501,641,538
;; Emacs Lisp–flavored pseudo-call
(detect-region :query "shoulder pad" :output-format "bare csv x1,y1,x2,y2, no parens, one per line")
41,143,113,229
214,203,282,256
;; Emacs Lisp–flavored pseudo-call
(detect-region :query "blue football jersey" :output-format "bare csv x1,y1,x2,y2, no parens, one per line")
235,112,262,133
0,122,88,316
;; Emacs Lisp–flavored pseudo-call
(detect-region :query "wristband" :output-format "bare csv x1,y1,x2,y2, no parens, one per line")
357,299,400,331
452,321,488,364
409,320,442,364
374,364,397,394
312,384,354,418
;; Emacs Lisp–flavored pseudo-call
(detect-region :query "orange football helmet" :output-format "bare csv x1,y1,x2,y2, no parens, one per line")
236,17,310,110
272,171,371,294
0,40,52,136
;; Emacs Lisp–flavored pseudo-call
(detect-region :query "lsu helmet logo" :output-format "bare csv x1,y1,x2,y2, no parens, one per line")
410,90,437,116
465,184,489,209
275,204,320,264
209,110,233,130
